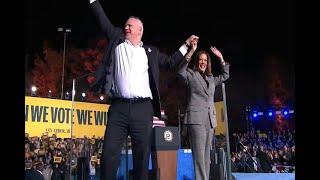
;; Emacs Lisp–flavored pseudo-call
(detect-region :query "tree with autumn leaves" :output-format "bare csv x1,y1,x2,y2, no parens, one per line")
29,41,62,98
27,38,107,102
264,56,294,131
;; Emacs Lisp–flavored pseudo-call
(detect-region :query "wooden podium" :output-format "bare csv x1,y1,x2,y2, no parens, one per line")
151,126,180,180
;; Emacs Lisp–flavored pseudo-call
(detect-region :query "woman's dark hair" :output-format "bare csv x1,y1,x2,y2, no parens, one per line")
192,50,212,76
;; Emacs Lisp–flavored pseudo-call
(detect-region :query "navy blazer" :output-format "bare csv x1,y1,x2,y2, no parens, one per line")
89,1,184,118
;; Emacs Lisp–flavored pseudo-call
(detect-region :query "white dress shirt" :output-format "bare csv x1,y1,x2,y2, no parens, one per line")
253,157,258,171
112,40,187,99
112,40,153,99
89,162,96,175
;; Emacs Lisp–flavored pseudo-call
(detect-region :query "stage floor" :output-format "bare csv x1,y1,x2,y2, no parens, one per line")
232,173,295,180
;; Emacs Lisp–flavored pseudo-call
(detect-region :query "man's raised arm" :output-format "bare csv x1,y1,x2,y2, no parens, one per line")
89,0,115,39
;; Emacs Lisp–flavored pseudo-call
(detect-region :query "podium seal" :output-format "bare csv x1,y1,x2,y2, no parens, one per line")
164,130,173,142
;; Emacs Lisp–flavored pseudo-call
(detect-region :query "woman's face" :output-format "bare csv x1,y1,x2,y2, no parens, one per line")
197,53,208,73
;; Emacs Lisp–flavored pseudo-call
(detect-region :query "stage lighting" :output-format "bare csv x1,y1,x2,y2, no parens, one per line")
251,110,262,120
57,27,71,99
65,28,71,33
275,110,282,115
283,109,295,117
81,92,86,101
253,112,258,118
64,91,70,100
31,86,37,96
258,112,263,116
251,110,263,119
47,90,52,98
99,95,107,103
268,111,273,117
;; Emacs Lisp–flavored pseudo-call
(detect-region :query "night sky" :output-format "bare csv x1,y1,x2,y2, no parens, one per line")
25,0,295,131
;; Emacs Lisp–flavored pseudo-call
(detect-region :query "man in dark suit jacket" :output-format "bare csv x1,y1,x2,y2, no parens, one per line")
25,161,45,180
88,0,199,179
246,150,262,173
25,160,35,180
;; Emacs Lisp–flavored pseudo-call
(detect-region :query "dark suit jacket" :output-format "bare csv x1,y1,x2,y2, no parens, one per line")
25,169,34,180
246,156,262,173
256,151,272,173
25,169,45,180
89,1,184,118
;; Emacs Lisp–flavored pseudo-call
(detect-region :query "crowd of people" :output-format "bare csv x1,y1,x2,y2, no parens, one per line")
25,128,295,179
25,133,103,180
229,129,295,173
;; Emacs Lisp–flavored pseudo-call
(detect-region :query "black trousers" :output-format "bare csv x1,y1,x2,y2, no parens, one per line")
100,98,153,180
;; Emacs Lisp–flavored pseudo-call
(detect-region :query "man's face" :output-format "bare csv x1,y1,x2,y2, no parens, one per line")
124,18,143,41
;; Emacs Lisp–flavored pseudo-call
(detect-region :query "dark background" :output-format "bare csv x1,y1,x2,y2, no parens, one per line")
24,0,295,131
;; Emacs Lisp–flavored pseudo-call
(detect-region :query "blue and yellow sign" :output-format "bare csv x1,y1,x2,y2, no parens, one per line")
25,96,109,138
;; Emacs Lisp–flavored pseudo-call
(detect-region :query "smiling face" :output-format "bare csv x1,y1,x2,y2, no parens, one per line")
193,50,212,76
197,53,208,73
124,17,143,44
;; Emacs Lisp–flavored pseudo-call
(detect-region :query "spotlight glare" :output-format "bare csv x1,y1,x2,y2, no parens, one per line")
47,90,53,98
64,91,70,100
31,86,37,92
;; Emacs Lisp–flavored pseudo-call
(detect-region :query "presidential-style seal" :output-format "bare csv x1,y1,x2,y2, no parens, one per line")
164,130,173,142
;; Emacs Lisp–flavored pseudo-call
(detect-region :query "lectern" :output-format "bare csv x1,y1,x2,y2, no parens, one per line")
151,126,180,180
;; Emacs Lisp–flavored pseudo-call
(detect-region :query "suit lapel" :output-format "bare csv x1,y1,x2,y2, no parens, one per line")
195,71,209,96
144,45,154,70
